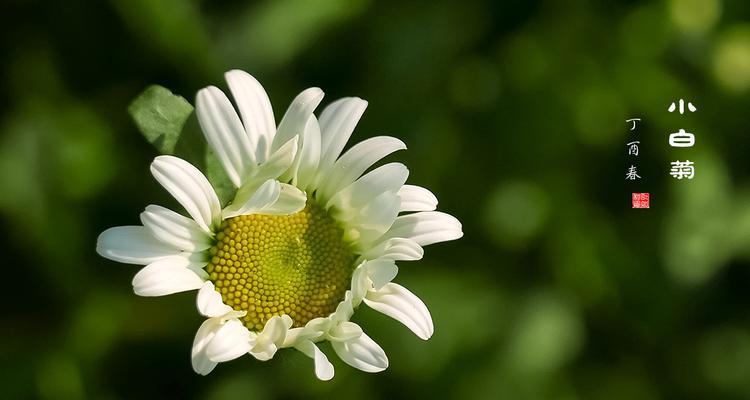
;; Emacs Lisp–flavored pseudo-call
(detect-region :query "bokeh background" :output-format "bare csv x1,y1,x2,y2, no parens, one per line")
2,0,750,398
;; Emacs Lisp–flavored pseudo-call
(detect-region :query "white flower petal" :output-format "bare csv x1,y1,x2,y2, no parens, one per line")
191,351,217,376
223,180,306,218
361,191,401,232
258,183,302,213
318,136,406,201
362,238,424,261
140,205,212,251
224,69,275,162
290,115,321,190
272,87,323,154
397,185,438,212
150,156,222,233
328,321,363,342
248,179,282,205
283,319,328,347
312,347,335,381
268,183,307,215
343,192,401,246
351,264,370,305
250,315,293,361
331,332,388,373
196,86,256,187
366,259,398,290
381,211,463,247
97,226,180,264
192,318,221,375
363,283,434,340
249,343,278,362
330,291,354,324
260,314,293,345
317,97,368,177
296,340,335,381
223,179,280,218
282,327,306,347
197,281,233,318
205,319,252,362
229,136,299,211
256,136,298,183
327,162,408,211
132,256,205,297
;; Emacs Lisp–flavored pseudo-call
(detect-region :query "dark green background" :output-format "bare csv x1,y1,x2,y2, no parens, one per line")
2,0,750,399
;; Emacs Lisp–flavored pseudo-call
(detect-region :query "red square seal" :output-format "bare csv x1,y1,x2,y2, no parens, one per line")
632,193,650,209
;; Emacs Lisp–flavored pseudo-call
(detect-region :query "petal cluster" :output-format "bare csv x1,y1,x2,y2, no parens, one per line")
97,70,462,379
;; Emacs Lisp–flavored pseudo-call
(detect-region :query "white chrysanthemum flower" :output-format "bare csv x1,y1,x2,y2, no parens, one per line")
97,70,462,379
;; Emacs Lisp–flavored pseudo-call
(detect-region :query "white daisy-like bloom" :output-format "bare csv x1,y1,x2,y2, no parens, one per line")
97,70,462,380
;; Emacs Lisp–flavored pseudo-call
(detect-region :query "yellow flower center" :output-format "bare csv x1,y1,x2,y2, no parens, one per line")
206,202,355,331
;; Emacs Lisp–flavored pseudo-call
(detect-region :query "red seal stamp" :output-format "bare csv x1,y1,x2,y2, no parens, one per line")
632,193,650,209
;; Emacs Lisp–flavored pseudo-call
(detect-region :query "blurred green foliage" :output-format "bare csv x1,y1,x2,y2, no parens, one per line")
2,0,750,399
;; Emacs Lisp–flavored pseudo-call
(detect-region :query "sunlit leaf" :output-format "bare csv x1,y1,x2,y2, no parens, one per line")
128,85,193,155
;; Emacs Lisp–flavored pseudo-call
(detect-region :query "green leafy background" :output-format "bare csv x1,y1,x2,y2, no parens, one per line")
2,0,750,399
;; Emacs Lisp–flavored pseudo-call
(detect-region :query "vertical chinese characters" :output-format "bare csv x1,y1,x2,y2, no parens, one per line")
667,99,697,180
625,118,642,181
625,118,649,209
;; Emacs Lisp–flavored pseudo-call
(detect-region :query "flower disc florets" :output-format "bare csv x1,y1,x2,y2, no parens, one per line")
206,201,355,330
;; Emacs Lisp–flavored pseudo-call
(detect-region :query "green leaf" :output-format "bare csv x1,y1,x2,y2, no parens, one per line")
128,85,194,154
